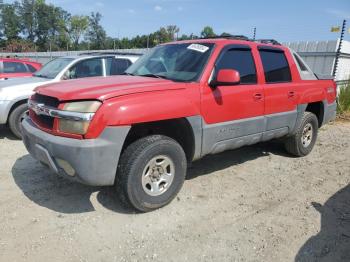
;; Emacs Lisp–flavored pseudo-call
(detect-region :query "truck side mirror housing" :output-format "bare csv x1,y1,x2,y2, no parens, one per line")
210,69,240,87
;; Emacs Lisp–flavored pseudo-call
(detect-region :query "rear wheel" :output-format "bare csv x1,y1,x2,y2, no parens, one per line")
8,103,28,139
284,112,318,157
116,135,187,212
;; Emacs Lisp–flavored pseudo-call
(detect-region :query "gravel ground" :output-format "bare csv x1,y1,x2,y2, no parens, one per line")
0,121,349,262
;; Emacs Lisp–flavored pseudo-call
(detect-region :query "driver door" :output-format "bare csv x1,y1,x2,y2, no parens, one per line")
64,58,104,80
200,45,265,155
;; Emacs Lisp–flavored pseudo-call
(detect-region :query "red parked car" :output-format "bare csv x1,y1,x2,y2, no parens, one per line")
0,58,42,80
22,36,337,212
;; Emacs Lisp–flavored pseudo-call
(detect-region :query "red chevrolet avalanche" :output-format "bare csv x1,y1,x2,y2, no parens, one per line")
22,37,337,212
0,58,42,80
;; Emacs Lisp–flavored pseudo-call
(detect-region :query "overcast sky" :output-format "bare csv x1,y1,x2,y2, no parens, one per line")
6,0,350,41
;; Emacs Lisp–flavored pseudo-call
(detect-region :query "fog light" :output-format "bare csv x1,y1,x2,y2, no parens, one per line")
56,159,76,177
58,119,90,135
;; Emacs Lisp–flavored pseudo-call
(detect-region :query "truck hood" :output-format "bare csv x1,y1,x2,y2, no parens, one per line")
0,76,50,89
0,77,54,100
36,75,188,101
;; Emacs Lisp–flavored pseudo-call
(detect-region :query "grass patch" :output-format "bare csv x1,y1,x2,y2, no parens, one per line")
337,80,350,118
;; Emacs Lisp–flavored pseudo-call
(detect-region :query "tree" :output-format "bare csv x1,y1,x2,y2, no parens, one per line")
178,33,199,40
166,25,179,40
0,3,21,40
0,0,4,41
30,1,71,51
19,0,35,42
152,25,179,44
200,26,215,38
48,6,70,50
69,15,89,49
220,32,232,37
86,12,107,50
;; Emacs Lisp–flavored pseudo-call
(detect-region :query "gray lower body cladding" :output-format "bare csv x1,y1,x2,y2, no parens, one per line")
21,118,130,186
198,101,337,156
322,101,337,125
201,111,297,155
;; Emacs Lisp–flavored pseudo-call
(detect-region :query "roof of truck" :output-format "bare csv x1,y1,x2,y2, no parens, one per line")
58,53,142,62
0,57,42,65
166,36,287,50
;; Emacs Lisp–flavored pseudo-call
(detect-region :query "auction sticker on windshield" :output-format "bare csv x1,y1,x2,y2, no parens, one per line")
187,44,209,53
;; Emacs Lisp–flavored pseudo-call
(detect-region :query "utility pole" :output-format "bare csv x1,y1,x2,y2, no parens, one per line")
332,19,346,78
49,41,52,60
253,27,256,40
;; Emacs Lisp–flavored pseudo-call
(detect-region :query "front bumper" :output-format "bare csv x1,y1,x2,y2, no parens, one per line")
22,118,130,186
0,100,12,124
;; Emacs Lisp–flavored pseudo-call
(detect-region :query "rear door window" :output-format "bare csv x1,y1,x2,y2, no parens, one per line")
215,48,257,84
293,54,308,72
106,58,132,75
259,49,292,83
3,62,28,73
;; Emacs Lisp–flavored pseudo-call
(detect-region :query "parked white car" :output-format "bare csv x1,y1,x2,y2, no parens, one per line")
0,53,141,138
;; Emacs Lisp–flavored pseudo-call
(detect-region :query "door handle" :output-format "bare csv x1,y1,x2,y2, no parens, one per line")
253,93,263,100
288,91,295,98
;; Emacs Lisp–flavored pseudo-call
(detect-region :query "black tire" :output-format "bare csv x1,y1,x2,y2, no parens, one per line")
284,112,318,157
116,135,187,212
8,103,28,139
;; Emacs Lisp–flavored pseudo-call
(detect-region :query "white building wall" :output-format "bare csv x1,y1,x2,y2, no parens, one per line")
285,40,350,81
338,41,350,81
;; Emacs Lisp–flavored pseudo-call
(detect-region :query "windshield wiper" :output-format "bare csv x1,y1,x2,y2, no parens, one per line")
122,72,135,76
139,74,168,80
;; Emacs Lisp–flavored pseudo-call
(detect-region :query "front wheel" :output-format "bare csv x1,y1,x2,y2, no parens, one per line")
8,103,28,139
116,135,187,212
284,112,318,157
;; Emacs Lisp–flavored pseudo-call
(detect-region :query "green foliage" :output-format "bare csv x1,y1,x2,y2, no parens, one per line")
201,26,216,38
0,1,221,51
86,12,106,50
19,0,36,42
1,3,22,40
69,15,89,48
337,81,350,114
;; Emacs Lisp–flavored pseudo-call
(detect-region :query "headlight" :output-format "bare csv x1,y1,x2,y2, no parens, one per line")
58,101,101,135
63,101,101,113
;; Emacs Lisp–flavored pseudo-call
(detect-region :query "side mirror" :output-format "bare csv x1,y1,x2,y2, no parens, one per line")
210,69,240,87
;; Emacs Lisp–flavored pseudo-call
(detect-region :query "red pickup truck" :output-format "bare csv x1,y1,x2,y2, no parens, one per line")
22,37,337,212
0,58,41,80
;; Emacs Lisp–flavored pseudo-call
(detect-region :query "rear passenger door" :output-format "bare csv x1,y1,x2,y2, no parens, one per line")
105,57,132,75
258,46,298,131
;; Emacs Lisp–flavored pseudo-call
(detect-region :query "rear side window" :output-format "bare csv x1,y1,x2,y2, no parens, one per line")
259,50,291,83
106,58,132,75
3,62,28,73
216,48,257,84
27,64,38,72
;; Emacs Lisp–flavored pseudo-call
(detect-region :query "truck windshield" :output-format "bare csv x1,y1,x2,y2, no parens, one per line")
33,58,74,79
125,43,214,82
